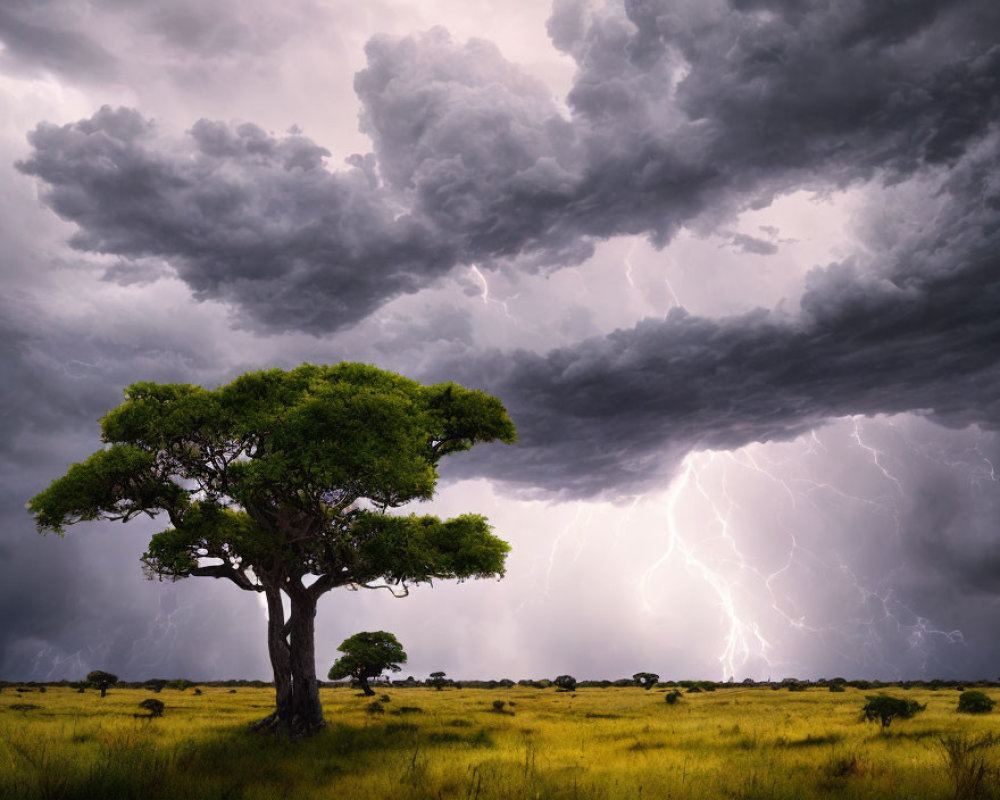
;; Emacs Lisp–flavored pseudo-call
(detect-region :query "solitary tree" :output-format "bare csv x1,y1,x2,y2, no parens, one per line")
86,670,118,698
29,363,516,737
862,695,925,729
633,672,659,690
553,675,577,692
428,671,450,690
328,631,407,696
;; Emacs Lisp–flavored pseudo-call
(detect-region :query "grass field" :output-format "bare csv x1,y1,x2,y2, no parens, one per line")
2,684,998,799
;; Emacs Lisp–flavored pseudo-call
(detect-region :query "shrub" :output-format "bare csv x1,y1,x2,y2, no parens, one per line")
862,695,925,729
958,690,995,714
366,700,385,714
553,675,577,692
665,690,683,705
138,699,165,718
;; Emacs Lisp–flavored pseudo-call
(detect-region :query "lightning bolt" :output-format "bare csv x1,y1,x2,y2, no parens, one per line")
468,265,516,319
639,454,772,681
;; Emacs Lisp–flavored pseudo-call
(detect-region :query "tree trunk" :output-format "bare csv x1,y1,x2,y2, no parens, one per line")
359,675,375,697
252,584,293,732
288,591,324,736
252,582,324,738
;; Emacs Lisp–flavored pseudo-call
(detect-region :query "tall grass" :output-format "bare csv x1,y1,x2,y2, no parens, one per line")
1,685,997,799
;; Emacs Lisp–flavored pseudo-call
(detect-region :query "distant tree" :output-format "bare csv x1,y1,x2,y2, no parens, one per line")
87,671,119,698
144,679,168,693
553,675,577,692
862,695,925,729
328,631,407,697
957,690,995,714
29,363,515,738
428,671,450,690
633,672,659,690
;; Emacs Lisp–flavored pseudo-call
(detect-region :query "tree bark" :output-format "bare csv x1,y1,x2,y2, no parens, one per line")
251,584,292,733
288,591,325,736
252,581,325,738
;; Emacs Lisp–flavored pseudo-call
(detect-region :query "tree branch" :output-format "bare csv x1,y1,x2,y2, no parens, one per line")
189,563,261,592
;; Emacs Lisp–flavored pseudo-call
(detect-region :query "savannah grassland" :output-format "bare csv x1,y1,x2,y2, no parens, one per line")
2,684,998,800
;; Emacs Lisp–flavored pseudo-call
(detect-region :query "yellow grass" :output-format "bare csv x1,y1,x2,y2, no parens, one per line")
1,685,997,799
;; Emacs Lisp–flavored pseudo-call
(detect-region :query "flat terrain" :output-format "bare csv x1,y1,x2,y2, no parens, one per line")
1,684,998,799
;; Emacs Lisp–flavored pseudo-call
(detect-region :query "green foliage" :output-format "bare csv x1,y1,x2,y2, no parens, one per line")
665,690,683,705
553,675,577,692
328,632,407,686
29,363,516,593
957,690,996,714
862,694,925,729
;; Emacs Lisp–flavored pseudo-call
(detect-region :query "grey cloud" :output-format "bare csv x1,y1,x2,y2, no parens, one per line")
17,108,454,334
449,138,1000,497
19,1,1000,332
727,233,779,255
0,5,116,81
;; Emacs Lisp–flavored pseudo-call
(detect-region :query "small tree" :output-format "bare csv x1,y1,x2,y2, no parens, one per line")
554,675,577,692
86,670,118,698
957,690,995,714
633,672,659,690
328,631,407,697
144,679,168,693
428,671,449,690
862,695,925,729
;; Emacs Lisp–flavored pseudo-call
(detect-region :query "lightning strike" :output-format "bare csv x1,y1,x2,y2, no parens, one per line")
639,453,773,681
851,417,904,494
468,265,515,319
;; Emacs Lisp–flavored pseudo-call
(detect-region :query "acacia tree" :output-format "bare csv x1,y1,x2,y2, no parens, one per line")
87,670,118,698
29,363,516,737
328,631,407,696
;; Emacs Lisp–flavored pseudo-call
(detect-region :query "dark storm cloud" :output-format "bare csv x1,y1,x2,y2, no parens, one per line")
452,137,1000,497
19,0,1000,332
17,108,454,333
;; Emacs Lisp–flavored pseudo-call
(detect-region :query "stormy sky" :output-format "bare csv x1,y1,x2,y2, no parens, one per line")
2,0,999,683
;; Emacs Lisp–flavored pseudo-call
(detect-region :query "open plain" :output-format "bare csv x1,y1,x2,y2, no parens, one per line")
2,684,998,799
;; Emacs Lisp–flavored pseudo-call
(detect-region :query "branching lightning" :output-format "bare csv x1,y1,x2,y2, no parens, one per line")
635,417,970,680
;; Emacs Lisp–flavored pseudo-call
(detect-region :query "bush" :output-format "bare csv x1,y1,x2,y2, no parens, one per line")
665,690,683,705
366,700,385,715
862,695,925,729
138,699,165,718
553,675,577,692
958,690,996,714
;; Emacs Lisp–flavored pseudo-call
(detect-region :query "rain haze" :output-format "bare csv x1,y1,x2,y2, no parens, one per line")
2,0,1000,684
